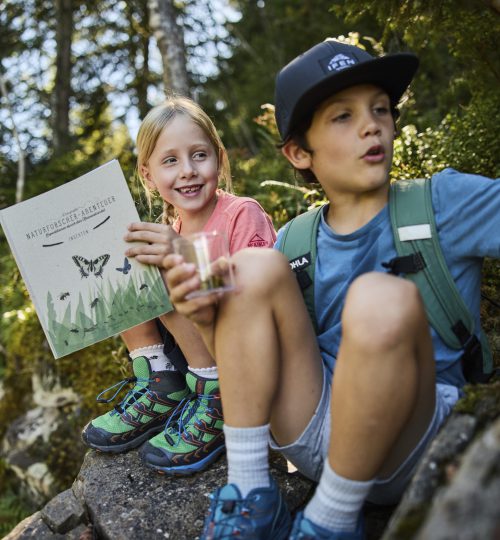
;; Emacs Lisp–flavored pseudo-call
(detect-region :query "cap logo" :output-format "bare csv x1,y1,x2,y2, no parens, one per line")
324,53,357,72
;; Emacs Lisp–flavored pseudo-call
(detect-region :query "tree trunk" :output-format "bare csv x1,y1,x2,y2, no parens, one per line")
53,0,73,155
0,71,25,203
147,0,190,96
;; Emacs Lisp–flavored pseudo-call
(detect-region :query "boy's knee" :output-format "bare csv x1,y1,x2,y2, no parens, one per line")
342,272,424,349
231,248,292,297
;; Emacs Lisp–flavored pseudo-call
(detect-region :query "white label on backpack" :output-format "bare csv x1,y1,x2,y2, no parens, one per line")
398,224,432,241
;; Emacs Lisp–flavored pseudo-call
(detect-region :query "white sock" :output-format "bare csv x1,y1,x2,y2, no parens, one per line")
304,459,374,532
188,366,219,379
224,424,270,497
129,344,177,372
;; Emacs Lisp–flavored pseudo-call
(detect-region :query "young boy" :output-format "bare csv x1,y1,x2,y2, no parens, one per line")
164,39,500,539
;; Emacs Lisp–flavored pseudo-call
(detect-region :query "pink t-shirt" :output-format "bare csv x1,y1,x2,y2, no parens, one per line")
174,191,276,255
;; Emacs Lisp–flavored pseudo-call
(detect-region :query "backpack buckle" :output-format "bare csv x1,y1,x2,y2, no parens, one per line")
462,333,481,359
381,252,426,275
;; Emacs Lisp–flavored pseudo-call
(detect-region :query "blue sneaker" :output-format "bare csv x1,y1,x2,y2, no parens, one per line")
201,479,291,539
289,511,365,540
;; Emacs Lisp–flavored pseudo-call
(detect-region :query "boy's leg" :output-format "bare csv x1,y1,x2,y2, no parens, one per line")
296,272,436,537
200,249,324,539
215,249,323,437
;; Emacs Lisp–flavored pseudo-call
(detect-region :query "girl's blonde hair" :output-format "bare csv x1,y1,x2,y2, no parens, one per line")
136,95,232,224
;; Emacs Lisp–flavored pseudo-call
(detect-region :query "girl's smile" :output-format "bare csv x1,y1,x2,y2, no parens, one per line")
141,114,219,229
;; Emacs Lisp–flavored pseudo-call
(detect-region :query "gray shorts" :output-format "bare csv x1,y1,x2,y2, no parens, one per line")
269,369,459,505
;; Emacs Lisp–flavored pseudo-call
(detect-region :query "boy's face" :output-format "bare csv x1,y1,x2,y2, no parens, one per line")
283,84,395,200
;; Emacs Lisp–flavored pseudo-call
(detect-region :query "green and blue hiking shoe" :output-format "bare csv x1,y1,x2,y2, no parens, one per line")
201,479,291,539
289,511,365,540
139,371,224,475
81,356,188,453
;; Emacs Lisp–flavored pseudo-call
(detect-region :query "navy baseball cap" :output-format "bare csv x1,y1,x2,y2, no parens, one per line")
274,39,419,140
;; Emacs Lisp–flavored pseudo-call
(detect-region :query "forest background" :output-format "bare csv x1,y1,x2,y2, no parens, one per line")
0,0,499,535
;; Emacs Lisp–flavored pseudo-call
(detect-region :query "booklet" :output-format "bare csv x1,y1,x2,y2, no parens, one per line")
0,160,172,358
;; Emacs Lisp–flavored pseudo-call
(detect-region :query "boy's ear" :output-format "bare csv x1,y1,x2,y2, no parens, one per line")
281,139,312,170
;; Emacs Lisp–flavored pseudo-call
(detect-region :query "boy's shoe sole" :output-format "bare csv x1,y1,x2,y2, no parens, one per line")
289,511,365,540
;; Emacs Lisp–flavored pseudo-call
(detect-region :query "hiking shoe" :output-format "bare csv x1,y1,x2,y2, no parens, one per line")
289,511,365,540
139,372,224,475
81,356,189,453
201,479,291,539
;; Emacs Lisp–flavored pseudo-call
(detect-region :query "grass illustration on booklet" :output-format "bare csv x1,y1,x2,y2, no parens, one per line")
46,266,169,357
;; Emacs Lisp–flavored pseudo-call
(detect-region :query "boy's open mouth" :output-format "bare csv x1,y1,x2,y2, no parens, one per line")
362,145,385,161
363,145,384,157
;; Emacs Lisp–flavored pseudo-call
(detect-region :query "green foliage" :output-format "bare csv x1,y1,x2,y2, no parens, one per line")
229,103,325,229
392,91,500,180
0,460,33,537
199,0,380,150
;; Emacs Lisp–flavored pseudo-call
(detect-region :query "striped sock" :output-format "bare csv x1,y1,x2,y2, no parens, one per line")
224,423,270,497
304,459,374,532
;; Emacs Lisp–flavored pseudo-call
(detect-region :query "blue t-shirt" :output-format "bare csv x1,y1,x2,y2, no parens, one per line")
275,169,500,388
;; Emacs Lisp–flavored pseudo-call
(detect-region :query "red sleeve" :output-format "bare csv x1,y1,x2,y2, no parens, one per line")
227,201,277,255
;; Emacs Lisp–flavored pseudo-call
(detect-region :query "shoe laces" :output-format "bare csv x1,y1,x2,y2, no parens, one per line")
163,392,215,445
205,493,258,538
96,376,156,415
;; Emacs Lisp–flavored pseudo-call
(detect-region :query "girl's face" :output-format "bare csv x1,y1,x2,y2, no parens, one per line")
141,114,219,221
284,84,395,202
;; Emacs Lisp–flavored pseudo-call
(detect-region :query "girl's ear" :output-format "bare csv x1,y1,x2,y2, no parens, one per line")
140,165,156,190
281,139,312,171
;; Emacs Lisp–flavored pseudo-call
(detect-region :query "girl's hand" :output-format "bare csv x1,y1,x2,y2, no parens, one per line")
124,222,179,267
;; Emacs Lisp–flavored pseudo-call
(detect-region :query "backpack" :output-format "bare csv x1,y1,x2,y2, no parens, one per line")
278,178,492,384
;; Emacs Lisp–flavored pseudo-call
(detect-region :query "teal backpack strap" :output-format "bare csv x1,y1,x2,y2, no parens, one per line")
387,178,492,383
278,205,324,333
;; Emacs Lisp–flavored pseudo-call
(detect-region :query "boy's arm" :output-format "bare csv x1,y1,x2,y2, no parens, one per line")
433,170,500,259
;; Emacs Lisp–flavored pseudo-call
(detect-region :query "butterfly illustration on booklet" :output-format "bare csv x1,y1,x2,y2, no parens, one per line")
116,256,132,275
72,254,110,278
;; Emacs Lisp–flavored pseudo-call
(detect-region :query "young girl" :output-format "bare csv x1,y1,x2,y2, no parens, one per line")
82,96,276,476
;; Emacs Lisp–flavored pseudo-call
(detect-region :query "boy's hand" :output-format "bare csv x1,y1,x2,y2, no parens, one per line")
124,222,179,266
163,253,219,327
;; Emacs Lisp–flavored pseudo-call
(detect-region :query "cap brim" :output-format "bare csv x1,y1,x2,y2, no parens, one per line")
288,53,419,137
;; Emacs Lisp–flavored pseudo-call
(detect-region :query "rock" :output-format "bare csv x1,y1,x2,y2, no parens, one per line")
383,406,500,540
1,512,65,539
382,413,478,539
415,416,500,539
40,488,86,533
3,382,499,539
72,449,313,540
3,449,315,539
